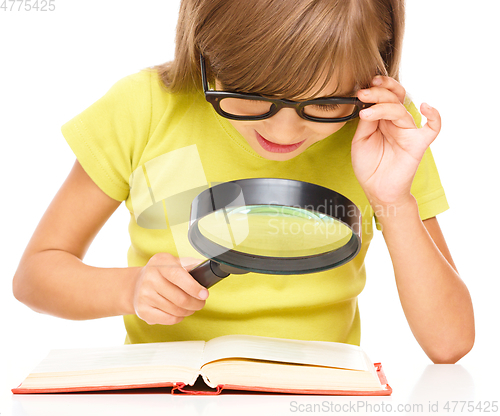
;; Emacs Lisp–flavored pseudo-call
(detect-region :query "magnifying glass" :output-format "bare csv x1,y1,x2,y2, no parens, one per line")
187,178,362,288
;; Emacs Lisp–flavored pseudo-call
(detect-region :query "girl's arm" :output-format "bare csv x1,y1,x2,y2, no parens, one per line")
379,202,474,364
351,76,474,363
13,160,208,324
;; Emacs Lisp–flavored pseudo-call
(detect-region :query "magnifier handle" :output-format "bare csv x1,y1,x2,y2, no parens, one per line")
190,260,230,288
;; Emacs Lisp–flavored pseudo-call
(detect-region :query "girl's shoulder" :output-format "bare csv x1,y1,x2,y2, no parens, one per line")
105,68,202,113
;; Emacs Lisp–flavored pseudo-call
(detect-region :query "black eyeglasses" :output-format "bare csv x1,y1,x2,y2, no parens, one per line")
200,54,373,123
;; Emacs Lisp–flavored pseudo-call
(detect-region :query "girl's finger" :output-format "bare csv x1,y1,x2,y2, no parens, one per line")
137,306,184,326
358,86,401,105
371,76,407,103
419,103,442,139
148,253,209,301
179,257,205,272
359,103,416,128
162,265,209,302
351,117,379,145
149,293,197,318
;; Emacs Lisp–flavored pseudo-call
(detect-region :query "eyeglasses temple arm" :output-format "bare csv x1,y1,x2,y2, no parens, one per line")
199,54,209,93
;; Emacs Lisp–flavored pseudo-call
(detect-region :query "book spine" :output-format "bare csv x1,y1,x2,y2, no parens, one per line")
172,383,223,395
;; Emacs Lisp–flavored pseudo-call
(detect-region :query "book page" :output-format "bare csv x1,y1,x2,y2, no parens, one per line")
201,359,383,391
202,335,372,371
32,341,206,374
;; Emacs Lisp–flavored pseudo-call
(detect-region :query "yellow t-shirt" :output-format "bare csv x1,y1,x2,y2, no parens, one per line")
61,70,449,345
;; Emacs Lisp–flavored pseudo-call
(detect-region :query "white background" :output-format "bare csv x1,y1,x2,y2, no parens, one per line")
1,0,499,414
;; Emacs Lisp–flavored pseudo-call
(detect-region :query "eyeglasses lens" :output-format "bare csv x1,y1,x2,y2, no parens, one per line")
219,97,356,120
220,98,272,117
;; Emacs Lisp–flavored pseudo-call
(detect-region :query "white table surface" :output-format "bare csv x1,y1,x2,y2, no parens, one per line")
3,361,498,416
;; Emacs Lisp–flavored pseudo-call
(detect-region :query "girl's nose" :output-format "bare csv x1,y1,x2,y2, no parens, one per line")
263,108,307,144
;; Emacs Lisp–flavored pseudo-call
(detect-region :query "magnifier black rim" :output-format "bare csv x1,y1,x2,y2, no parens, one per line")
188,178,362,274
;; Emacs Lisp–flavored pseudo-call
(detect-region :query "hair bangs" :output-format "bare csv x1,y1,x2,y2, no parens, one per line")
212,47,343,100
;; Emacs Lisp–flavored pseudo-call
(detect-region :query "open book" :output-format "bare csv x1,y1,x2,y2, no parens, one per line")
12,335,391,395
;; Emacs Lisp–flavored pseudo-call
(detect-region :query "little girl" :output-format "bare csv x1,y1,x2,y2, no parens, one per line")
13,0,474,363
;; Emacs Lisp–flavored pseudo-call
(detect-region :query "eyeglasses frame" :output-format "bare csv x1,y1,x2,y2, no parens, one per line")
200,54,373,123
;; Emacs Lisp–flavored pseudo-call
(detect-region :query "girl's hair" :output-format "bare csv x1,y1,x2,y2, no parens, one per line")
153,0,405,99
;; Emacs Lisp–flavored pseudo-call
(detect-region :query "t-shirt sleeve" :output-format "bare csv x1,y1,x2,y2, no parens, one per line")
61,71,153,201
374,100,449,230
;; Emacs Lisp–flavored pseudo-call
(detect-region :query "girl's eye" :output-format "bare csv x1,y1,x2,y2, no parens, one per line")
310,104,341,111
303,103,355,119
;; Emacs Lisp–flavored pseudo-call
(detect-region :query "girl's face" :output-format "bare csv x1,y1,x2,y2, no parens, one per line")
217,76,353,161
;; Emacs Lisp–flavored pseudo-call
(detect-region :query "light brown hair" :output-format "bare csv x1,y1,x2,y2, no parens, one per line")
152,0,405,99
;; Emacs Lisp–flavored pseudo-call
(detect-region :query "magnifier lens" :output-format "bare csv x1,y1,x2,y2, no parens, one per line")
188,178,362,287
198,205,353,258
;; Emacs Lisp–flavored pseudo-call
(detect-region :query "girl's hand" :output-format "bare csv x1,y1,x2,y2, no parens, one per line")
351,76,441,209
132,253,208,325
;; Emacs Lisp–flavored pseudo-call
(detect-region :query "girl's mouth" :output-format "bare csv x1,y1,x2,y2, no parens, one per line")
255,131,305,153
